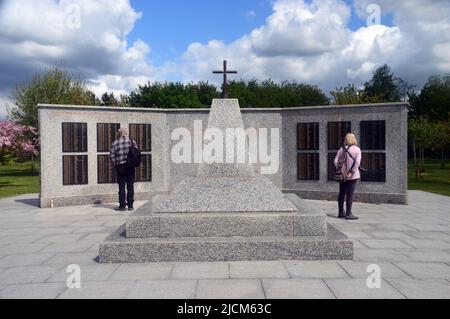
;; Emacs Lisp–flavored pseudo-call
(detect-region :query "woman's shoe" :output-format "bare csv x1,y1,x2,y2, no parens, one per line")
345,213,359,220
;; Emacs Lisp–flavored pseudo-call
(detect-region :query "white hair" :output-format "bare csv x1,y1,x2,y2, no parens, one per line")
118,127,128,137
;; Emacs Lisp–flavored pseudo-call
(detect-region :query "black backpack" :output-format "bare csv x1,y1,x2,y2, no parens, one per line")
127,141,141,168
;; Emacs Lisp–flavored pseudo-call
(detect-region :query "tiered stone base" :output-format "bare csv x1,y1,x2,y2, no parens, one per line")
99,194,353,263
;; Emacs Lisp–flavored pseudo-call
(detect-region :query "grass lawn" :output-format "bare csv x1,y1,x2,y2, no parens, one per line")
0,162,40,199
408,159,450,197
0,159,448,200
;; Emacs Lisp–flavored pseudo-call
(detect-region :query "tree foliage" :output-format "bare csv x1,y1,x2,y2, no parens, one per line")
331,65,412,105
408,75,450,122
0,121,39,165
363,64,402,102
122,79,329,109
9,65,99,127
330,84,367,105
101,92,121,106
227,79,329,108
124,81,219,108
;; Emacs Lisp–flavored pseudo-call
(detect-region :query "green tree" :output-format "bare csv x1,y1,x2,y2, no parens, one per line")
9,65,99,127
330,84,365,105
227,79,329,108
363,64,401,102
432,121,450,169
124,81,218,108
408,75,450,121
101,92,120,106
409,117,433,178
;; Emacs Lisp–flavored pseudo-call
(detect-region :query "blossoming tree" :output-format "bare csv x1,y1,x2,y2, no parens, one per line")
0,121,39,170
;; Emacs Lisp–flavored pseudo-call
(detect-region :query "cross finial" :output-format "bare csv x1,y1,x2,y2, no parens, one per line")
213,60,237,98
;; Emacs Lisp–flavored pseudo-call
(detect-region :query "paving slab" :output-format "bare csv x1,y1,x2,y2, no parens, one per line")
43,252,99,267
36,227,78,235
171,262,229,280
358,239,414,249
387,279,450,299
398,239,450,250
284,261,350,279
196,279,265,299
262,279,335,299
397,249,450,263
37,233,88,243
127,280,197,299
365,231,416,239
394,262,450,279
324,279,405,299
73,226,110,234
354,249,411,262
0,282,67,299
0,243,49,255
0,266,61,285
0,253,55,268
58,281,135,299
47,264,119,282
1,191,450,299
337,261,411,279
109,263,173,281
41,241,96,253
229,261,289,279
0,235,44,245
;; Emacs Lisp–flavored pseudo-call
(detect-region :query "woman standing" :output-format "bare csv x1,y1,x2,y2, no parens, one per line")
334,133,361,220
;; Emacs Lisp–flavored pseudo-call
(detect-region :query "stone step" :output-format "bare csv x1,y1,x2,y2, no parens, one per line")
99,224,353,263
126,193,327,238
126,211,326,238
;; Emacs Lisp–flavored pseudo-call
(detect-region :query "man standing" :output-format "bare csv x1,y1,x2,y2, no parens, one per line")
110,127,138,211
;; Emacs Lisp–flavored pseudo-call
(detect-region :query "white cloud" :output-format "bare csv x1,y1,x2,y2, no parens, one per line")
175,0,450,92
250,0,351,57
0,0,449,109
0,0,158,100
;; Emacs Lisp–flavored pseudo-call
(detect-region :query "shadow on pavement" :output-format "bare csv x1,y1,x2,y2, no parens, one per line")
15,197,40,208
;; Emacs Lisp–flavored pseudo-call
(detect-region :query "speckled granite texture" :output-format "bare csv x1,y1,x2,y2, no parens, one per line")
100,193,353,263
126,194,327,238
99,224,353,263
197,99,255,178
156,177,297,213
98,99,354,263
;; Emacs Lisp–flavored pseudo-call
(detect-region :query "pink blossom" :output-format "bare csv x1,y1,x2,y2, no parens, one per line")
0,120,39,157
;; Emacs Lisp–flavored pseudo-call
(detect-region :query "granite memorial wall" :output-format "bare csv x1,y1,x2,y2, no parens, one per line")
38,101,408,208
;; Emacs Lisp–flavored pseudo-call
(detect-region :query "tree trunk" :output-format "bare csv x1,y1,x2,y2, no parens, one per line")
419,148,424,178
441,149,445,169
413,140,418,179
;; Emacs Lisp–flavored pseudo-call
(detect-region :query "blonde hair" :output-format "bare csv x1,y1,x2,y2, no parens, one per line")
344,133,357,146
118,127,128,137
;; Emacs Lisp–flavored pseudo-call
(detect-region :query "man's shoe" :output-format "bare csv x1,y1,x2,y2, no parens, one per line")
128,207,134,211
114,207,126,212
338,211,346,218
345,214,359,220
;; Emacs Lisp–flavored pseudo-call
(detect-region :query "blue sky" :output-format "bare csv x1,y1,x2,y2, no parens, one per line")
1,0,446,119
128,0,274,65
127,0,393,67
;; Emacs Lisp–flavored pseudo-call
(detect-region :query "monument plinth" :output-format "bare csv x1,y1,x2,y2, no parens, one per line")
99,98,353,263
156,99,296,213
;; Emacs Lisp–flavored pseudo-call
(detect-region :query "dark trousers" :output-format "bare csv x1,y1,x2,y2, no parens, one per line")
116,164,135,208
338,179,358,215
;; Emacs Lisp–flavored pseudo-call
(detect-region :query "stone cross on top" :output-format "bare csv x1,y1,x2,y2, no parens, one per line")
213,60,237,99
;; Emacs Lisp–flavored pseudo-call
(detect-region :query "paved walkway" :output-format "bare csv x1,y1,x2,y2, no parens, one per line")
0,191,449,299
